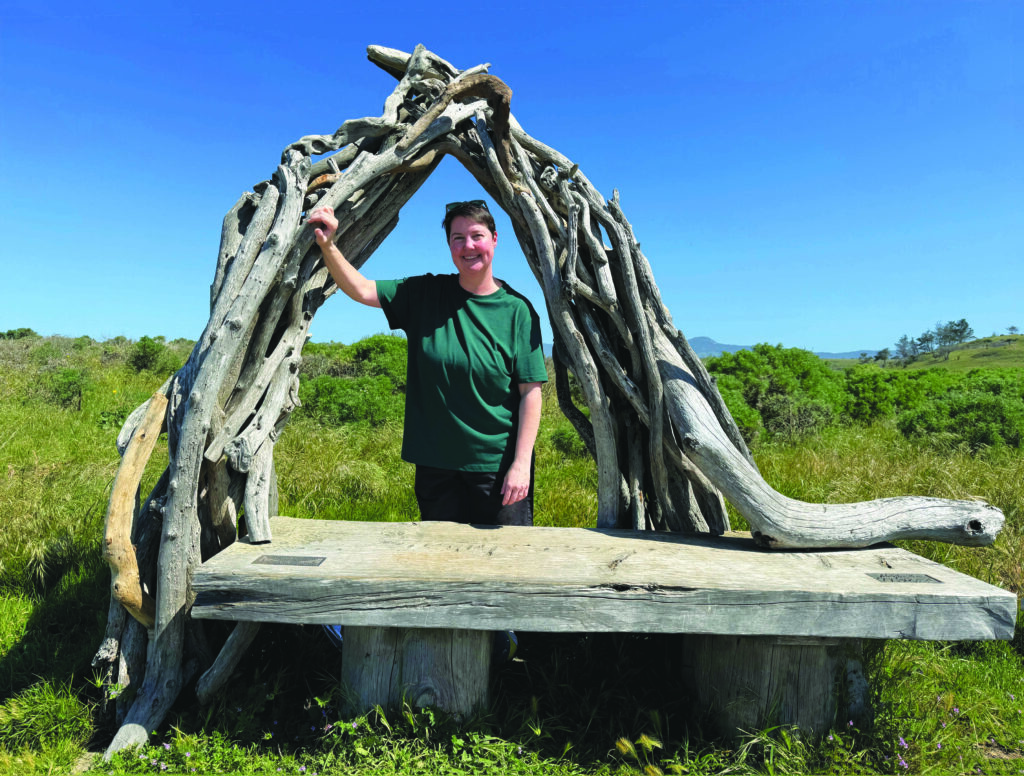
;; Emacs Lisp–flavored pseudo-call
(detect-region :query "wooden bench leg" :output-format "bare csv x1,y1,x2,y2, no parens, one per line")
680,635,868,738
341,626,491,719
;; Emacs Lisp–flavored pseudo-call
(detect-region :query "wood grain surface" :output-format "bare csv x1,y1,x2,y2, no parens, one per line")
192,518,1016,640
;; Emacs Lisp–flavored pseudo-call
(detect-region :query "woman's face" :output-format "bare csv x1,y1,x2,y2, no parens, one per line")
448,215,497,279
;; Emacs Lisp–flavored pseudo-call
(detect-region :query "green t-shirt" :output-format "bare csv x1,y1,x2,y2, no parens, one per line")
376,273,548,472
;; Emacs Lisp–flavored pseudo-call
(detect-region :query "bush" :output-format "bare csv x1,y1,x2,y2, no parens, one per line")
127,336,164,372
715,377,765,443
843,365,901,423
706,344,845,443
125,335,183,375
303,335,408,387
896,372,1024,451
758,393,834,441
298,374,403,426
0,327,38,340
341,334,408,388
43,368,88,410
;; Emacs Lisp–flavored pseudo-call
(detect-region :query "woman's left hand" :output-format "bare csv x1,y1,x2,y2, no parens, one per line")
500,460,530,505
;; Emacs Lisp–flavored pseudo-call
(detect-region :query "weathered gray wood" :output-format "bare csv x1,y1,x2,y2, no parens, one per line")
342,626,490,718
192,518,1015,641
680,635,863,738
651,325,1006,548
104,158,312,760
195,622,261,704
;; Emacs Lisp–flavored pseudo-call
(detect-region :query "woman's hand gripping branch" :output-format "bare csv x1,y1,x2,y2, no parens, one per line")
308,206,381,308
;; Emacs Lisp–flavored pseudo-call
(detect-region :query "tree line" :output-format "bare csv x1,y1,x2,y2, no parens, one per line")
890,318,976,364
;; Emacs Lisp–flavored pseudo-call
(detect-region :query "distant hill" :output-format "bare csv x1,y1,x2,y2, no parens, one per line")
687,336,877,361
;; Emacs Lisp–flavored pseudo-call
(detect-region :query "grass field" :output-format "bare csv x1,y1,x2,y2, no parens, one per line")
1,334,1022,775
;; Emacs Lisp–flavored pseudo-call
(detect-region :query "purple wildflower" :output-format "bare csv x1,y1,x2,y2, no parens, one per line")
937,743,942,750
899,757,908,770
163,742,171,750
899,736,909,749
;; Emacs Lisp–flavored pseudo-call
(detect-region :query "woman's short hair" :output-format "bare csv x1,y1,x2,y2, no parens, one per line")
442,200,496,240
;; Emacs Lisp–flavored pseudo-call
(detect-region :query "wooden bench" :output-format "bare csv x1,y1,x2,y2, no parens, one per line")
192,516,1016,737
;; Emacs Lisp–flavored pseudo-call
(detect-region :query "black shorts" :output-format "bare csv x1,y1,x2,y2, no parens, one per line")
414,461,534,526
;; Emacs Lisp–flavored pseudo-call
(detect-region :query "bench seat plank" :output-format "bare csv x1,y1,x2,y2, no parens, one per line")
192,517,1016,641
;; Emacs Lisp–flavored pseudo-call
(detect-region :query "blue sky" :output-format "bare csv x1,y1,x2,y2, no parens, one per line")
2,1,1020,353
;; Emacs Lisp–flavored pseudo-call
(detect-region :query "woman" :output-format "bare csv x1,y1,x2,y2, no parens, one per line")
307,200,547,526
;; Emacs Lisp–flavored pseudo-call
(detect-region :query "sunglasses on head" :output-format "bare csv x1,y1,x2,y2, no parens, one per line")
445,199,489,213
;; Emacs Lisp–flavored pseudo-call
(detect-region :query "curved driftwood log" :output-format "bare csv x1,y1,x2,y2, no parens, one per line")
99,43,1004,758
103,392,166,628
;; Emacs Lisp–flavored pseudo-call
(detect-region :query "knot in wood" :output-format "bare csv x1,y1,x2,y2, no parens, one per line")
681,434,700,452
189,390,202,404
752,531,778,548
539,166,558,192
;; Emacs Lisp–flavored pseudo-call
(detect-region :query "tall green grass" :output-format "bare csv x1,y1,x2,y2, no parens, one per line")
1,335,1022,775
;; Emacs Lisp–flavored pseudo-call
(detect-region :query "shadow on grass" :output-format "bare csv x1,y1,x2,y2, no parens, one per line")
0,550,110,702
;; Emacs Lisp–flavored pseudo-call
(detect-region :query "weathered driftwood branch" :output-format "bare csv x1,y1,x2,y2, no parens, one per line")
103,392,167,628
195,621,261,704
100,42,1005,758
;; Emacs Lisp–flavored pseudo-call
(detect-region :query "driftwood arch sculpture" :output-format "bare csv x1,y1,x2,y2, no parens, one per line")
97,44,1005,756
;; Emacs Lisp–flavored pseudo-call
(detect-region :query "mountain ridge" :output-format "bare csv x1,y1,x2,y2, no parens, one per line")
687,336,878,360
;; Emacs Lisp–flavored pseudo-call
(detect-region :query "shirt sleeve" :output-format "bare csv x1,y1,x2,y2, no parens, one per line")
514,301,549,384
376,277,411,332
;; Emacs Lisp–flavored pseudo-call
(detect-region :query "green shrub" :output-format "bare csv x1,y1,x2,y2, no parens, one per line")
341,334,408,388
758,393,834,441
715,377,765,443
303,335,408,387
706,344,845,442
843,364,899,423
43,368,88,410
897,387,1024,451
127,336,164,372
298,374,403,426
0,327,38,340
